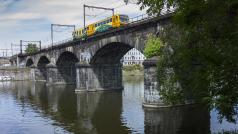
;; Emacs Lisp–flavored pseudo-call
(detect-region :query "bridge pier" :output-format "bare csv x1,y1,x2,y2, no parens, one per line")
75,63,123,92
143,57,164,108
30,66,36,81
30,66,48,82
46,63,76,85
30,63,78,85
46,63,63,85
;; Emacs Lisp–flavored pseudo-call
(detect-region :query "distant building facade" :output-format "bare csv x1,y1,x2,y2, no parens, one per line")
0,57,11,67
122,48,146,65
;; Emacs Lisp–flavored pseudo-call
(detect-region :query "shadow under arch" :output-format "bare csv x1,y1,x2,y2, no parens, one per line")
37,56,50,81
56,51,79,84
90,42,134,65
26,58,34,67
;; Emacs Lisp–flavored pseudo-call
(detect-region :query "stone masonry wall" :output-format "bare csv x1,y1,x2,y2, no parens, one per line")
76,63,123,91
0,67,31,81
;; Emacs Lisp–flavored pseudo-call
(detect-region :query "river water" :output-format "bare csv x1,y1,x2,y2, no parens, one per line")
0,75,237,134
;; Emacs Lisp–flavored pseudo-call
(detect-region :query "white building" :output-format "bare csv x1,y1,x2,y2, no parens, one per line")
122,48,146,65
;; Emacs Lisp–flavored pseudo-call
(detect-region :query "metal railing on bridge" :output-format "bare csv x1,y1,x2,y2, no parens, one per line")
129,14,155,23
41,37,74,50
129,10,172,24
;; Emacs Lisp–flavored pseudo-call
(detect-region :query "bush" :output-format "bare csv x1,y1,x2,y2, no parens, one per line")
144,34,163,58
157,44,185,105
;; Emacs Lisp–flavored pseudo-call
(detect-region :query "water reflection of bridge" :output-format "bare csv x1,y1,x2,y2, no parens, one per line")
2,81,211,134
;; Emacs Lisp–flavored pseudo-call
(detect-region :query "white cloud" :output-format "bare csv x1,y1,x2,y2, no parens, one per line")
23,0,146,24
0,12,42,21
0,0,146,51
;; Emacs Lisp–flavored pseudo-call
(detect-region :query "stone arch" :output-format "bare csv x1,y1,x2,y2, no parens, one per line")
55,48,77,64
88,34,147,64
90,42,134,64
26,58,34,67
37,56,50,67
56,51,79,84
37,56,50,81
76,40,147,91
35,54,51,66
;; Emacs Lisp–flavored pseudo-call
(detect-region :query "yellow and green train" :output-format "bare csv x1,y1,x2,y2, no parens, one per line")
72,14,129,39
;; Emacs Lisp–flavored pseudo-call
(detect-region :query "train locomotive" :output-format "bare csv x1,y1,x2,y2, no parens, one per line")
72,14,129,39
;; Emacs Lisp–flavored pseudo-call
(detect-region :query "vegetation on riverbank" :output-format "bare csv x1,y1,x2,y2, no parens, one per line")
123,70,143,76
123,73,144,82
123,64,143,71
123,64,144,76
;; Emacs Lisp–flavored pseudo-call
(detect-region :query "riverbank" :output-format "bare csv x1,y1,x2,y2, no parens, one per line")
123,70,144,76
0,67,31,81
122,64,144,76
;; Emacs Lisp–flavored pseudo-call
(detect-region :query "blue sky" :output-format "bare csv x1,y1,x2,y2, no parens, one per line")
0,0,146,55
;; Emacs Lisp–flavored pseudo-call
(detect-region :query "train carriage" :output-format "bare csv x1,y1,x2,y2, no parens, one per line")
72,14,129,39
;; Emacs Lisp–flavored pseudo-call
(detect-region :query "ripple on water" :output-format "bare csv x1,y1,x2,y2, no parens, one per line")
0,81,237,134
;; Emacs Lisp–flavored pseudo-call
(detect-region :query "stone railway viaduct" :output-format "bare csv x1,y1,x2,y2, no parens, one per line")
10,13,172,107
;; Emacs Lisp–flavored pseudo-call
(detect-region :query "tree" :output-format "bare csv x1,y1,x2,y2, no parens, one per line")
138,0,238,123
25,43,39,54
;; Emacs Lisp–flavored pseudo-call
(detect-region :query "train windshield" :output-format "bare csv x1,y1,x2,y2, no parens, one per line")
120,15,129,22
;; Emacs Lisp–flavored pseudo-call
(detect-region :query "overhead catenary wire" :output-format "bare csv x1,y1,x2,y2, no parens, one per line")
124,0,138,4
85,3,127,23
52,24,75,32
51,24,75,46
96,0,122,8
93,3,126,17
84,0,126,20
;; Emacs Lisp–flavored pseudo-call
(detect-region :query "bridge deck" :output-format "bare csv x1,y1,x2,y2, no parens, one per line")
14,13,172,58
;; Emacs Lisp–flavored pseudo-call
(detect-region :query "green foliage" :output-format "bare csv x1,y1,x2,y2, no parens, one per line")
157,39,185,105
123,64,143,71
25,43,39,54
144,35,163,58
138,0,173,15
138,0,238,123
144,34,185,104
